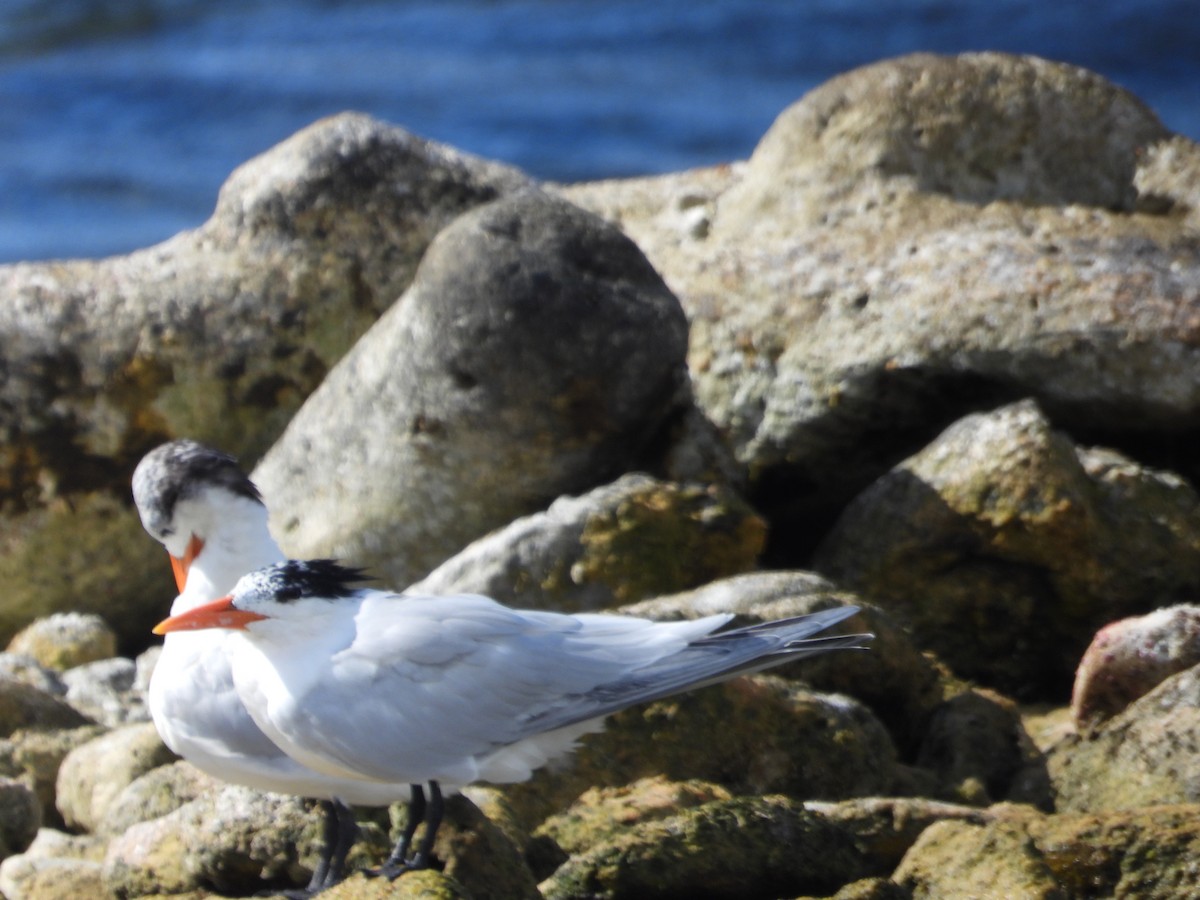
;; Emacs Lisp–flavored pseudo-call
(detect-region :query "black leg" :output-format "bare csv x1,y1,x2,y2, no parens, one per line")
385,784,426,867
262,798,356,898
406,781,442,871
304,800,338,892
367,784,426,879
320,800,359,890
366,781,443,881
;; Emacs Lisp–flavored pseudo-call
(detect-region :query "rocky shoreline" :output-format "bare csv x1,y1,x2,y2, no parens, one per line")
1,51,1199,898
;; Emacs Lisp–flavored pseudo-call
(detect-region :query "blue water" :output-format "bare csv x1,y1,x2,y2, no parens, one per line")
2,0,1197,263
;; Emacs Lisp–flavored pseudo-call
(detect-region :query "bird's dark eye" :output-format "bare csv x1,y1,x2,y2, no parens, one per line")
160,526,174,538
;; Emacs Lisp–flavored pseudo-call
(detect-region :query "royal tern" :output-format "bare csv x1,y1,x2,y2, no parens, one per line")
155,558,873,876
132,441,415,893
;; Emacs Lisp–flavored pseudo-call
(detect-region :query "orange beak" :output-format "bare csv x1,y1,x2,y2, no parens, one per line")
153,596,267,635
169,534,206,592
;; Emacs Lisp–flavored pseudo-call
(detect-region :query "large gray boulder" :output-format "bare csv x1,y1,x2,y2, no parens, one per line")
0,112,531,651
255,189,695,585
561,53,1200,557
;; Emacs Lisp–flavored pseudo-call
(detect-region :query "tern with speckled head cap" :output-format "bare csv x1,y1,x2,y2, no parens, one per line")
133,440,417,894
156,557,872,878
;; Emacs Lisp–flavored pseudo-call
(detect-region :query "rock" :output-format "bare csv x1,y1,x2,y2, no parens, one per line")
539,794,867,900
0,725,106,828
56,722,176,833
62,657,148,727
133,645,160,697
502,674,897,831
254,188,694,587
1135,134,1200,229
103,785,389,897
1070,605,1200,732
893,803,1200,898
0,679,92,737
103,786,310,896
409,474,765,610
0,655,66,696
803,796,990,879
0,826,110,900
620,572,942,754
534,776,733,857
7,614,117,673
0,776,41,857
0,856,107,900
813,400,1200,698
564,54,1200,564
1049,665,1200,813
100,760,219,837
418,794,541,900
9,825,109,863
322,869,472,900
915,689,1050,808
0,111,530,652
814,879,912,900
718,52,1167,231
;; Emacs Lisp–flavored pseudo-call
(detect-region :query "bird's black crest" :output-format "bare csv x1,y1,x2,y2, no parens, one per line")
133,439,262,533
254,559,373,604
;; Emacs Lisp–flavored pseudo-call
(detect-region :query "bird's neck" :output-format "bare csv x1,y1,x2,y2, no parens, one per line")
173,500,286,612
231,600,359,702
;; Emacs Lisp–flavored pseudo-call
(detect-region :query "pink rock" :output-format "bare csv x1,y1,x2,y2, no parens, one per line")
1070,605,1200,732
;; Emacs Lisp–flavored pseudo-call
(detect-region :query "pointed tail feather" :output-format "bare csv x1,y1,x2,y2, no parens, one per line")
512,605,872,740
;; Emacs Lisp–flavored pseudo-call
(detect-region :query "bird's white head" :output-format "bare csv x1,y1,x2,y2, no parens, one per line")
153,559,372,636
132,439,275,594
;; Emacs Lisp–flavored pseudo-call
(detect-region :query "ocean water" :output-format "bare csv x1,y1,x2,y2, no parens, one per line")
2,0,1197,263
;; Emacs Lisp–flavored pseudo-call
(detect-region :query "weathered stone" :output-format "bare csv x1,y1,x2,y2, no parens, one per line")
255,188,694,587
6,614,117,674
0,725,106,828
0,654,65,696
620,572,941,754
566,55,1200,567
0,679,92,737
534,776,733,857
100,760,219,838
539,794,867,900
503,674,896,831
103,787,289,896
321,869,472,900
915,689,1050,808
1049,665,1200,813
0,112,530,651
62,657,147,727
0,855,108,900
56,722,175,833
417,794,541,900
409,474,765,610
814,400,1200,697
1135,134,1200,229
893,803,1200,899
0,775,41,858
0,826,111,900
804,796,990,879
103,785,389,897
1070,605,1200,732
719,52,1167,231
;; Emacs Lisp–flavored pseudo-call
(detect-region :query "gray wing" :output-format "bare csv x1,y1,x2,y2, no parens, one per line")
511,604,871,739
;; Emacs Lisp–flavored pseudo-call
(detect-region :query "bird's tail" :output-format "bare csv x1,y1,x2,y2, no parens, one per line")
514,605,872,739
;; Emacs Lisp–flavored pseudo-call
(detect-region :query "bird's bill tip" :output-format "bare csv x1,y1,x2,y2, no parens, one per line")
153,596,266,635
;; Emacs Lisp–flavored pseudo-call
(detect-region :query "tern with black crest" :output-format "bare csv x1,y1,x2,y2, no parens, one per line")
155,558,873,877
